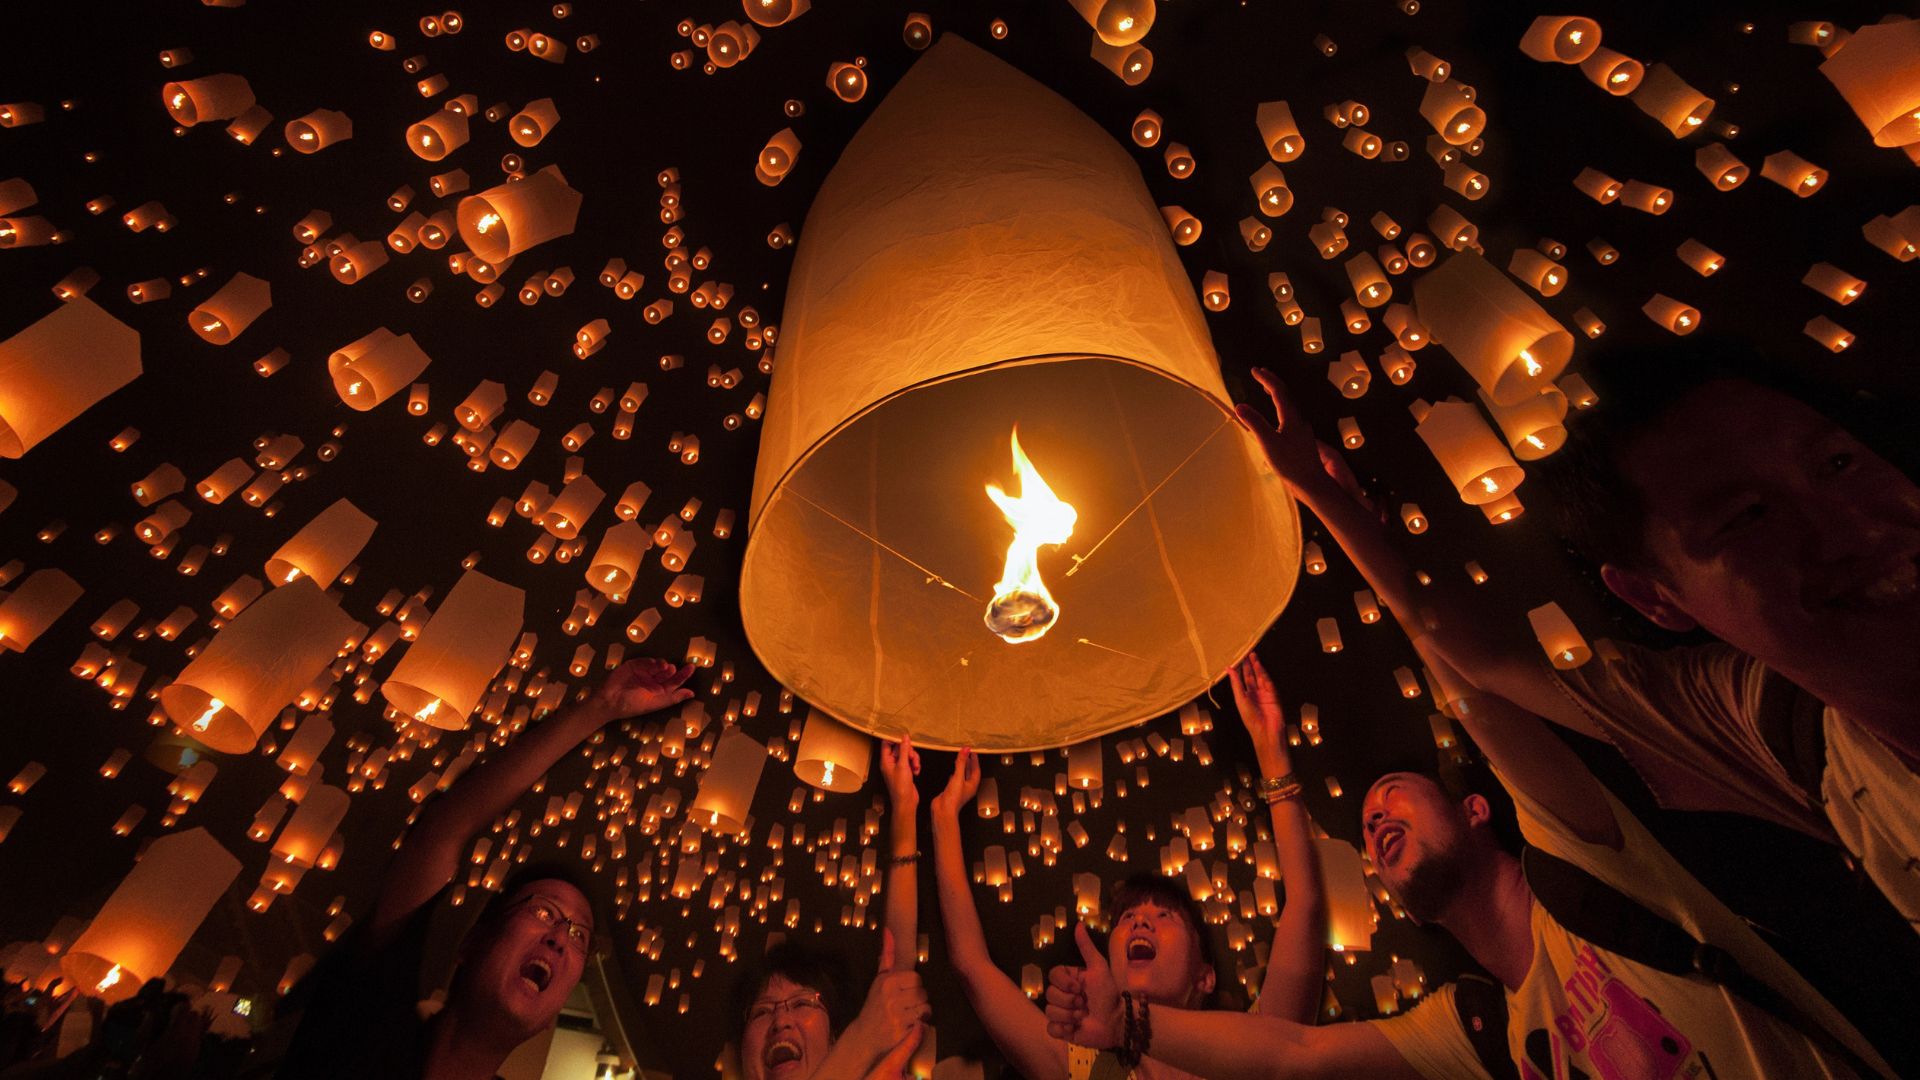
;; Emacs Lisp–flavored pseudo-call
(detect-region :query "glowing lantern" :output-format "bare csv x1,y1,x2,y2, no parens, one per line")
589,522,648,598
1414,398,1525,503
1526,602,1591,669
0,296,141,458
509,98,560,146
1580,48,1643,94
1317,838,1373,952
690,727,766,834
273,784,348,868
162,75,255,125
1479,387,1568,461
755,129,802,186
1632,63,1713,137
266,500,376,588
795,710,871,792
158,580,355,753
1819,20,1920,148
188,273,270,346
1419,81,1483,145
1067,0,1153,46
1255,101,1303,161
330,329,432,410
382,570,524,729
1413,252,1571,406
61,828,240,1002
279,107,352,156
1517,16,1600,63
1759,150,1827,196
457,165,583,263
407,108,469,160
0,569,82,652
738,38,1300,750
1641,294,1700,335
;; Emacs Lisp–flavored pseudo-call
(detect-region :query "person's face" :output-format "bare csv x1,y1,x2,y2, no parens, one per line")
1361,774,1479,922
1610,382,1920,712
457,880,593,1038
740,974,834,1080
1106,900,1214,1006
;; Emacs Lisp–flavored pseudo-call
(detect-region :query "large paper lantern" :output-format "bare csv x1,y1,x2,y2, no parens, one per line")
1820,20,1920,148
329,328,432,411
265,499,376,588
271,783,349,868
0,568,83,652
158,579,357,754
1315,837,1374,952
738,37,1301,751
61,828,241,1002
1413,252,1572,406
456,165,582,264
382,569,524,728
0,297,141,458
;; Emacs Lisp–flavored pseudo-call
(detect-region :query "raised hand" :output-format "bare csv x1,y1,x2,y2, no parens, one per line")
841,930,932,1077
1227,650,1291,778
929,747,981,820
879,736,922,815
1043,924,1123,1047
591,658,696,720
1234,369,1344,498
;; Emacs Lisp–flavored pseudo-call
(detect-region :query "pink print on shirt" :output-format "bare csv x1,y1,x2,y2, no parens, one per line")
1519,944,1700,1080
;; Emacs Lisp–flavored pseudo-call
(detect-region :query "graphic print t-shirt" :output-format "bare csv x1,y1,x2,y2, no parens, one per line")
1504,892,1856,1080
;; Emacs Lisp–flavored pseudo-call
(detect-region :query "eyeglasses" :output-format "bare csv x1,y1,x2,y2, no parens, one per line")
510,895,593,953
745,992,825,1024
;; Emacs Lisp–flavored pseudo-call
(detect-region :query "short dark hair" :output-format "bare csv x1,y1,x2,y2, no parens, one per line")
1109,873,1216,973
729,940,857,1039
1366,745,1521,853
1532,338,1839,571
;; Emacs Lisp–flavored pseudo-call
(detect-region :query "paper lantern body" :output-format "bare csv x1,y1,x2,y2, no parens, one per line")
1820,21,1920,148
189,273,270,345
159,579,357,753
265,499,376,588
0,297,141,458
1415,399,1526,503
272,783,349,867
383,570,524,727
457,165,583,264
740,37,1301,751
1315,837,1374,952
61,828,241,1001
795,710,871,792
0,568,82,652
691,726,767,833
330,329,431,410
1413,252,1571,406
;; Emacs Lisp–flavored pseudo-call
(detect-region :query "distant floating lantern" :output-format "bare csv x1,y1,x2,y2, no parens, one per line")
190,273,270,345
1802,262,1865,304
589,522,648,597
284,109,352,153
1067,0,1153,46
691,726,766,834
902,11,931,48
1256,101,1303,161
795,710,871,792
273,784,348,868
457,165,583,263
1317,837,1373,952
1089,39,1152,85
1478,386,1568,460
1693,143,1748,189
1413,252,1572,406
738,38,1300,750
162,75,255,125
755,129,802,186
1,297,140,458
61,828,240,1002
509,98,560,146
1818,20,1920,148
407,108,469,160
1419,81,1483,145
329,329,430,411
1642,293,1700,335
1580,48,1643,94
828,61,868,102
266,500,376,588
1804,316,1854,353
0,568,82,652
1415,397,1526,503
1517,15,1600,63
1632,63,1713,137
1526,602,1591,668
1572,167,1621,204
382,570,524,729
1759,150,1827,196
159,580,356,753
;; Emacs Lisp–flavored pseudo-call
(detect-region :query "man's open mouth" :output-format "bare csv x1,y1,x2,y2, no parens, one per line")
520,957,553,992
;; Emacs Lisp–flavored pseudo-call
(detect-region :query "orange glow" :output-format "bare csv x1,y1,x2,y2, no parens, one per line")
983,428,1076,644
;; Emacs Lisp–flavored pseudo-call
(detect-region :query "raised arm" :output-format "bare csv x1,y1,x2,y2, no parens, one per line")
929,749,1070,1080
1044,926,1423,1080
1236,369,1600,738
1226,654,1325,1022
815,930,931,1080
879,737,921,974
369,658,695,944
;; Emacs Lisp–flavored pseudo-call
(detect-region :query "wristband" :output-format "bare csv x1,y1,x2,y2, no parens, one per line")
885,852,921,866
1257,772,1299,797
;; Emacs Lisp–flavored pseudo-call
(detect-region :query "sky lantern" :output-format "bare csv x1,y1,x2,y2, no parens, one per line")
61,828,241,1002
0,297,141,458
1819,19,1920,148
1413,251,1572,406
158,579,357,753
738,37,1300,751
382,570,524,730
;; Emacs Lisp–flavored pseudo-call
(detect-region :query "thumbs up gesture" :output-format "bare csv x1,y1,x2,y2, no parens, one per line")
1043,924,1124,1048
838,930,931,1078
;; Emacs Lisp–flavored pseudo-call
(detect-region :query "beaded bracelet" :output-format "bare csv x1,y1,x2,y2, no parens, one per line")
1257,772,1299,797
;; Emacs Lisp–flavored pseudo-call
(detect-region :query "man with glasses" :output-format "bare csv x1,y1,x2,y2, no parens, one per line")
277,658,696,1079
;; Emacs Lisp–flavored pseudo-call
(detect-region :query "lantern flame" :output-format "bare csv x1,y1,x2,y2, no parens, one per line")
192,697,225,732
97,964,125,993
983,428,1077,644
414,697,442,722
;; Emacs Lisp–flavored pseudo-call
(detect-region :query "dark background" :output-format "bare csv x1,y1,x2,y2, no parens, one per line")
1,0,1917,1075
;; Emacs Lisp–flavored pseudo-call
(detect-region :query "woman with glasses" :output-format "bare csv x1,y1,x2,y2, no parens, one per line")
276,658,697,1079
730,737,933,1080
